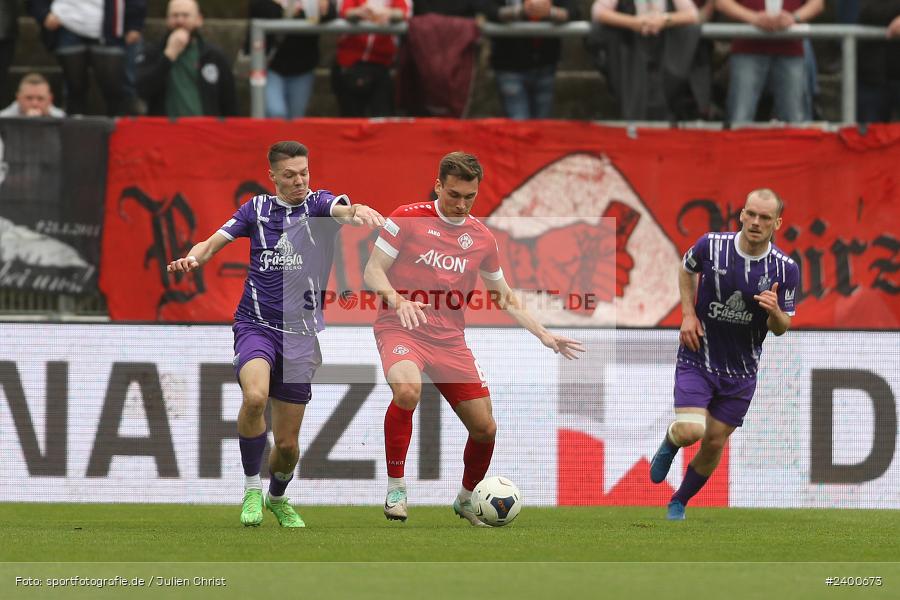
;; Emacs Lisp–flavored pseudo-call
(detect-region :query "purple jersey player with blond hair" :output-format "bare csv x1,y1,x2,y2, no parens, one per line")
167,141,385,528
649,188,800,520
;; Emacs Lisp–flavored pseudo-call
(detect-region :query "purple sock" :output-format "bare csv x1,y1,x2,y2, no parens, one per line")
238,432,267,476
672,465,710,506
268,471,293,497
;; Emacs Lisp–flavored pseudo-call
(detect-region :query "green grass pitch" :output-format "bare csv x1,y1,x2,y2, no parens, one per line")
2,504,898,599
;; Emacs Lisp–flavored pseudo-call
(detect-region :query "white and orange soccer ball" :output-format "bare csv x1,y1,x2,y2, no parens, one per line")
472,476,523,527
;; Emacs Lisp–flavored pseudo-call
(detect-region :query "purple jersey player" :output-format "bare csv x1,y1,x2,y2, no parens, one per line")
167,141,385,528
648,189,799,520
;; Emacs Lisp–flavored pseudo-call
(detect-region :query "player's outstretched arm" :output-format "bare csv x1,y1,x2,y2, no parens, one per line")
482,275,584,360
753,282,791,336
166,232,230,273
679,268,704,351
332,204,387,228
363,245,428,330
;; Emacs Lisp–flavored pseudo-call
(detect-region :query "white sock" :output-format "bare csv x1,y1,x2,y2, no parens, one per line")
268,492,284,502
387,477,405,491
245,474,262,490
458,487,472,502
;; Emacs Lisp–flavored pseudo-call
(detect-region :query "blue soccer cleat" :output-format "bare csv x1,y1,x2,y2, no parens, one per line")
667,499,686,521
649,436,679,484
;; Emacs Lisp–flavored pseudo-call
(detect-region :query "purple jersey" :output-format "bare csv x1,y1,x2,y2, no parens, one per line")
217,190,349,334
679,231,800,377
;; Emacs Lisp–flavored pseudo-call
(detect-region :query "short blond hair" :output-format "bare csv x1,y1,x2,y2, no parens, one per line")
746,188,784,216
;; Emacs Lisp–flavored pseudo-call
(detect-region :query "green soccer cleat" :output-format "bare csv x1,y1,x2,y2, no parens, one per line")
453,497,490,527
384,488,408,522
240,488,263,527
265,495,306,528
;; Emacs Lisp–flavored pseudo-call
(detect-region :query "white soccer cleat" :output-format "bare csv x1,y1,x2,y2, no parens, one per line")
453,497,490,527
384,488,408,522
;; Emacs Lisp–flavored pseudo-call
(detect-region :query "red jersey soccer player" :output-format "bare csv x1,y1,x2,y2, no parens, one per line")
364,152,584,525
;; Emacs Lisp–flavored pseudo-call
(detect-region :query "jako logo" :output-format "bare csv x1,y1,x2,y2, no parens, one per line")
427,229,441,237
393,345,410,355
260,233,303,271
415,249,469,273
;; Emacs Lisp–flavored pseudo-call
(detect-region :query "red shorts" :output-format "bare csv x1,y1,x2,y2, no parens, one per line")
374,328,490,405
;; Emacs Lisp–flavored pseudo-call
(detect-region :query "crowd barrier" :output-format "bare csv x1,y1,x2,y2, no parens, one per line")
249,19,896,122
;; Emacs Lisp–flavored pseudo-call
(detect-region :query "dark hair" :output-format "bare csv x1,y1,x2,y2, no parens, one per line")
268,141,309,167
439,152,483,183
747,188,784,217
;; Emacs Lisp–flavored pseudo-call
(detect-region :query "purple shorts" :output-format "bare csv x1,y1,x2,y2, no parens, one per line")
673,361,758,427
232,321,322,404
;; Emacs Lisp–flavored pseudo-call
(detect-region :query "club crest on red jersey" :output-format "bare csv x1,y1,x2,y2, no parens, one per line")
458,233,474,249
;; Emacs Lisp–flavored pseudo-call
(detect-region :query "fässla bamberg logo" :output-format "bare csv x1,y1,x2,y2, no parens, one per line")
708,291,754,324
260,233,303,272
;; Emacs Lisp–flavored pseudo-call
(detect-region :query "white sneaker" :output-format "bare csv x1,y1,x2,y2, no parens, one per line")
384,488,408,522
453,497,489,527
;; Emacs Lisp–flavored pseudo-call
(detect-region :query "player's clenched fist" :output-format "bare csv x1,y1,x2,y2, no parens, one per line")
167,255,200,272
753,282,780,314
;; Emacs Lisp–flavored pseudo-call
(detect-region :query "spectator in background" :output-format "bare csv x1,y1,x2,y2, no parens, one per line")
136,0,237,117
589,0,706,120
396,1,483,117
332,0,411,118
123,11,146,115
27,0,145,116
857,0,900,122
249,0,336,119
0,0,18,105
716,0,824,124
485,0,578,120
0,72,66,117
837,0,859,24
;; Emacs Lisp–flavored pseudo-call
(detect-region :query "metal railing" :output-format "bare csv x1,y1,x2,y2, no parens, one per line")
249,19,893,123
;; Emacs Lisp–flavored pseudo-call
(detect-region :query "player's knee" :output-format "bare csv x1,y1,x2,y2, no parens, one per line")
241,389,268,415
671,415,706,446
701,435,727,455
676,424,705,446
470,419,497,442
392,385,421,410
273,437,299,458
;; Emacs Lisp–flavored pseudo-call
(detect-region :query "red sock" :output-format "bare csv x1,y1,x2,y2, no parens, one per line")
384,402,414,478
462,437,495,491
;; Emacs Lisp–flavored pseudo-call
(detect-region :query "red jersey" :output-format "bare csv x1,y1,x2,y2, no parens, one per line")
336,0,412,67
373,200,503,339
731,0,805,57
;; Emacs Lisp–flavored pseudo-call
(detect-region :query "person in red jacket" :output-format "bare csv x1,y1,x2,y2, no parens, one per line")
331,0,411,117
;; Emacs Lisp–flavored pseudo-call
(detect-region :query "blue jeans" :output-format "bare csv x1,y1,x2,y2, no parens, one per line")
265,70,316,119
802,39,817,120
727,53,807,123
495,66,556,120
124,39,143,98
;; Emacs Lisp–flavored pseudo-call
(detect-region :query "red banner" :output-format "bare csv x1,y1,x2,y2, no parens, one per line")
101,118,900,328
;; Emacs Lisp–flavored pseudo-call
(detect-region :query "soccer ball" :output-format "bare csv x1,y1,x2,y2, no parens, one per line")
472,476,522,527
